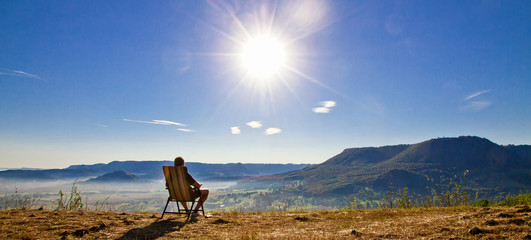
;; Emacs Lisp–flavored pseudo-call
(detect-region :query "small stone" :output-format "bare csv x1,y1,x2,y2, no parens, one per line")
212,218,230,224
469,227,483,235
484,220,499,226
72,229,89,237
516,207,531,213
379,233,398,238
88,223,107,232
351,229,361,236
498,213,514,218
123,218,134,225
294,216,308,221
509,218,525,225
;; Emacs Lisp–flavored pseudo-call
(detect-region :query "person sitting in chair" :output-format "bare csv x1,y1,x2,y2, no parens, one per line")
174,156,209,217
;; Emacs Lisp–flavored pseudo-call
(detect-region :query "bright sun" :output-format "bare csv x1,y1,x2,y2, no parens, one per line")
241,35,286,78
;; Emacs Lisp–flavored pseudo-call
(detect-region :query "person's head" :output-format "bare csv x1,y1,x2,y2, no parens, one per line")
174,157,185,167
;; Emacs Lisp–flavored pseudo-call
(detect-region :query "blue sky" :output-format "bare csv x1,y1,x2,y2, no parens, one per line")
1,0,530,169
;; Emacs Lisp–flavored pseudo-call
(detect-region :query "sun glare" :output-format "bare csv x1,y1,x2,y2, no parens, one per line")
241,35,286,78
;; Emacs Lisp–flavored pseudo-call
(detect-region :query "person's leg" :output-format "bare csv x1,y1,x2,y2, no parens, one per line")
180,201,189,211
194,189,209,212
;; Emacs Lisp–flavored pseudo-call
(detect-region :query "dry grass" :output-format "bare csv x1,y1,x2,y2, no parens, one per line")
1,207,531,239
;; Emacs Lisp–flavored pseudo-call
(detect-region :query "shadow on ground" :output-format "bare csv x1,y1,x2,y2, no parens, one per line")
117,219,185,240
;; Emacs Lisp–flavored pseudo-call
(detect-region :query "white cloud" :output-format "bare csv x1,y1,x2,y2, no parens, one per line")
312,100,336,113
123,119,187,126
461,101,492,112
465,90,490,101
231,127,241,135
0,69,41,79
177,128,195,132
246,121,263,128
265,128,282,135
312,107,331,113
321,101,336,108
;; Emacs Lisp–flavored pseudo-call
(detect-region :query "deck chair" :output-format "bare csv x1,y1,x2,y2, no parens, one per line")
161,166,205,221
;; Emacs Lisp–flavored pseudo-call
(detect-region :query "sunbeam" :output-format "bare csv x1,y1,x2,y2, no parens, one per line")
283,65,348,99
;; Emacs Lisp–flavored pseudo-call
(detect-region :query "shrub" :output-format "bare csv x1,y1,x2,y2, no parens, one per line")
378,170,471,209
0,188,39,210
497,193,531,207
56,180,85,210
474,199,491,207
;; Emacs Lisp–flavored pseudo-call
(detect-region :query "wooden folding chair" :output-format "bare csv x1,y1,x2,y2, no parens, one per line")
161,166,205,221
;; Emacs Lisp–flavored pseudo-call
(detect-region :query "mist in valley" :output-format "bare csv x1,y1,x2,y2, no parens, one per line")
0,178,239,212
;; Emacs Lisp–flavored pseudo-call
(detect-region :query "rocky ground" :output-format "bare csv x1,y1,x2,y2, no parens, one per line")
1,206,530,239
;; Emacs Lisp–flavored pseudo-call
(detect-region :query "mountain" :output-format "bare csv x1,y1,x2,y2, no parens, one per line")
505,144,531,159
281,136,531,197
0,161,312,181
84,171,148,183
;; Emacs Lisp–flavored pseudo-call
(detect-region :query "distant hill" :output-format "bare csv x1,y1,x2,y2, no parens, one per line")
281,136,531,197
84,171,148,183
0,161,312,181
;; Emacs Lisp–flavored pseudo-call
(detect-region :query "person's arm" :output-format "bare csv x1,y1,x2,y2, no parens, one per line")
186,172,202,189
192,181,202,189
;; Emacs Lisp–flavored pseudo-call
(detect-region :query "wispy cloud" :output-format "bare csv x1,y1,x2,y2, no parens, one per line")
177,128,195,132
462,90,492,112
152,120,188,126
231,127,241,135
0,69,41,79
265,128,282,135
177,65,190,74
123,119,187,126
312,100,336,113
461,101,492,112
246,121,263,128
465,90,490,101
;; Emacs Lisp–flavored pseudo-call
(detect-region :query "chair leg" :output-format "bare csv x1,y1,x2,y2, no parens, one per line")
185,200,196,222
198,199,205,216
160,197,171,219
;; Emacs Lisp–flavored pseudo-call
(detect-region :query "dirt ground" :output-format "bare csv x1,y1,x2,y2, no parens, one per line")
1,207,530,239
